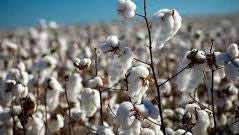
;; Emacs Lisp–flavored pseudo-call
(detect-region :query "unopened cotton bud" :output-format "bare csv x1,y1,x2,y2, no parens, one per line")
73,57,91,70
227,43,238,59
117,0,136,19
151,9,182,49
88,76,103,88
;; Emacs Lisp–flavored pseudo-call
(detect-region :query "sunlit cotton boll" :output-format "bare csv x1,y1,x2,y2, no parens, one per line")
176,49,206,92
192,110,210,135
66,73,83,103
151,9,182,49
117,0,136,19
48,114,64,134
80,88,100,117
227,43,239,60
26,114,45,135
45,77,64,112
108,46,134,86
127,65,150,103
73,57,91,70
88,76,103,88
95,126,115,135
116,101,135,129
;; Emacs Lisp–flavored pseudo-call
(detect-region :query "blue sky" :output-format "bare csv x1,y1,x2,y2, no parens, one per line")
0,0,239,28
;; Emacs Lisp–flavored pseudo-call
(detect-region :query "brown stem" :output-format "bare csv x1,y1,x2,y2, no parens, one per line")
64,77,72,135
142,0,165,134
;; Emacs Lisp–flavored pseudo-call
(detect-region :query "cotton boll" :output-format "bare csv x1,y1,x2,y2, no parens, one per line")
214,52,230,66
142,100,159,119
151,9,182,49
127,65,149,98
185,103,201,114
141,128,156,135
88,76,103,88
165,128,174,135
73,57,91,70
116,101,135,129
80,88,100,117
176,50,205,92
48,114,64,133
192,110,210,135
117,0,136,19
69,107,87,123
227,43,238,60
13,84,28,99
96,126,115,135
45,77,63,112
224,61,239,81
26,115,45,135
0,80,16,106
174,129,192,135
66,73,83,103
106,35,119,47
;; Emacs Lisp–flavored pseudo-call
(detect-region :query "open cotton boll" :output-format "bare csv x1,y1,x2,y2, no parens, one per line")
185,103,201,114
227,43,238,60
176,50,205,92
13,83,28,99
26,115,45,135
80,88,100,117
0,80,16,106
214,52,230,66
117,0,136,19
66,73,83,103
69,107,87,123
127,65,149,98
192,110,210,135
106,35,119,47
136,100,159,119
108,47,134,86
45,77,63,112
73,57,91,70
141,128,156,135
116,101,135,129
151,9,182,49
96,126,115,135
88,76,103,88
174,129,192,135
118,119,141,135
48,114,64,133
225,61,239,81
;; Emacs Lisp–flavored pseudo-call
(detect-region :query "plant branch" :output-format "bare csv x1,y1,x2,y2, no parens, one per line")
142,0,165,134
64,77,72,135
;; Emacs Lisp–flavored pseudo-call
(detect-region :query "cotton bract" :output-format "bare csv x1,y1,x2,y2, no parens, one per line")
151,9,182,49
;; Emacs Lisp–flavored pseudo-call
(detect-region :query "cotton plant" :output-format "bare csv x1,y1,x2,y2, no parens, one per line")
151,9,182,49
117,0,136,19
99,35,134,86
80,88,101,117
126,65,150,103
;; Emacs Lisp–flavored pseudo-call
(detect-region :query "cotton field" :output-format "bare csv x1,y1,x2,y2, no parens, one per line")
0,0,239,135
